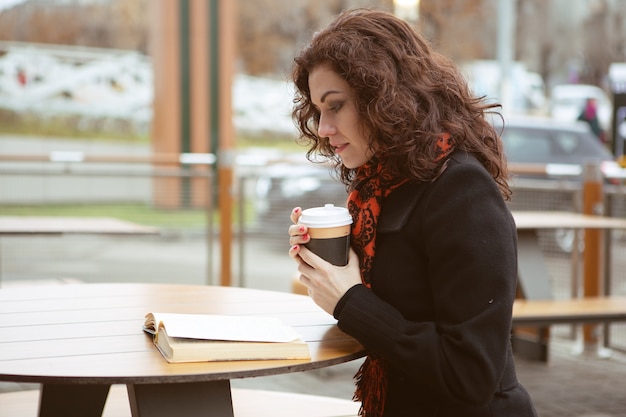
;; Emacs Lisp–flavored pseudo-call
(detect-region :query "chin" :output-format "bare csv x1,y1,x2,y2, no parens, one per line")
341,158,368,170
340,160,358,169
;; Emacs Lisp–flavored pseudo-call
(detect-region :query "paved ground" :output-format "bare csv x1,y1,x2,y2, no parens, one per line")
514,340,626,417
2,234,626,416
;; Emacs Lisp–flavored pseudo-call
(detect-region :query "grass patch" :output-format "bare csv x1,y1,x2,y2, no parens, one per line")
0,204,209,228
0,201,259,229
0,110,149,143
0,109,309,150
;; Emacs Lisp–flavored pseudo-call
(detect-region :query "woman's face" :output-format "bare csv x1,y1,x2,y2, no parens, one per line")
308,64,374,169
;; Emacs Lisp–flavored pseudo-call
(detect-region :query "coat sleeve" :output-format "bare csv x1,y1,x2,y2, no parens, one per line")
334,156,518,406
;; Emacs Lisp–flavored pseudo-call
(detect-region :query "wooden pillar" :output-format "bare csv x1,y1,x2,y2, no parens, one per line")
150,0,214,209
150,0,236,285
582,162,604,343
149,0,182,209
189,0,211,208
215,0,236,286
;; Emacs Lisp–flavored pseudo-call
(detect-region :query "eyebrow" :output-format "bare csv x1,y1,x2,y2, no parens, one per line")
320,90,341,103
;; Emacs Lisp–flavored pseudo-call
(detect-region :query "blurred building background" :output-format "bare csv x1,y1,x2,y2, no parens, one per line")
1,0,625,90
1,0,625,140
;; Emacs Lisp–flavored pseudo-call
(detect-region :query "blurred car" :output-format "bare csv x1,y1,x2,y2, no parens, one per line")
500,116,618,252
549,84,612,130
500,116,615,170
254,162,348,235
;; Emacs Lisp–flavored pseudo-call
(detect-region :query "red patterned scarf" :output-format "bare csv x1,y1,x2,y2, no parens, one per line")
346,134,454,417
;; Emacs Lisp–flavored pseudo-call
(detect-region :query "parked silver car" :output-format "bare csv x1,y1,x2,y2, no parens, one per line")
499,116,614,170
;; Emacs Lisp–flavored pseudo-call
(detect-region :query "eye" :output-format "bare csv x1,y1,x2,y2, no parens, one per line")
329,101,344,113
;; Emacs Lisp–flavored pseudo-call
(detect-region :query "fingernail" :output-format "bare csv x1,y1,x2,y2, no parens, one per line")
302,234,309,241
298,225,305,233
294,208,300,214
292,245,299,251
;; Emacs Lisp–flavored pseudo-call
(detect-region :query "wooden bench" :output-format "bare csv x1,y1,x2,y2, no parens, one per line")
0,386,360,417
512,296,626,327
511,295,626,361
512,227,626,361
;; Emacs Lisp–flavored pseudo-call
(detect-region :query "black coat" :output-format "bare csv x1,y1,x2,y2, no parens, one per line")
334,151,537,416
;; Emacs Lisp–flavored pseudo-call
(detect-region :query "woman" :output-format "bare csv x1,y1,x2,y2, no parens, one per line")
287,8,537,417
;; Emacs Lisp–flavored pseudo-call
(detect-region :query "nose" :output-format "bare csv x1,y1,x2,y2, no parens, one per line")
317,113,336,138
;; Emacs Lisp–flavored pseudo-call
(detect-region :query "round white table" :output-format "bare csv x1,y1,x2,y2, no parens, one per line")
0,283,364,417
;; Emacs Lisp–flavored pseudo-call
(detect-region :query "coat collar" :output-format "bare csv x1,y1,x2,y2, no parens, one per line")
376,150,471,233
377,181,426,233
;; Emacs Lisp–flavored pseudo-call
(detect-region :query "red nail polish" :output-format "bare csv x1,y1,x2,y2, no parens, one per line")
298,225,305,233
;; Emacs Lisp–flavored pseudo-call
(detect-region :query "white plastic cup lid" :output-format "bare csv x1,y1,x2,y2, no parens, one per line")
299,204,353,228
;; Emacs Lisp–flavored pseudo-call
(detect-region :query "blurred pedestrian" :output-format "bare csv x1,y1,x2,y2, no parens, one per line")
17,67,27,86
287,8,537,417
578,98,605,143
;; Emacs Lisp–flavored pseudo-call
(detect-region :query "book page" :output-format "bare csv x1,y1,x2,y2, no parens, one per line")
145,313,302,343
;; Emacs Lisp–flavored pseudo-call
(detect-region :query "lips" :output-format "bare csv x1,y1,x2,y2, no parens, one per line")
332,143,348,154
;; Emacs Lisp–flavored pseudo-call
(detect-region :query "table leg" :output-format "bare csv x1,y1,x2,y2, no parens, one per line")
513,230,553,362
39,383,111,417
127,380,234,417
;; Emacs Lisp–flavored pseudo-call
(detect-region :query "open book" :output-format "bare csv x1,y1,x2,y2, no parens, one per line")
143,312,311,363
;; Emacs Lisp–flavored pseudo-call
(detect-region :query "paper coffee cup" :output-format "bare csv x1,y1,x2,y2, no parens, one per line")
299,204,353,266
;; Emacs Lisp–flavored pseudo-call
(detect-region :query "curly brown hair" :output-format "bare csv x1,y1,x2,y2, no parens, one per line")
291,8,510,199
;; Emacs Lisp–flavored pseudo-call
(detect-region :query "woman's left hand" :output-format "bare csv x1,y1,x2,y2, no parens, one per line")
289,244,362,315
